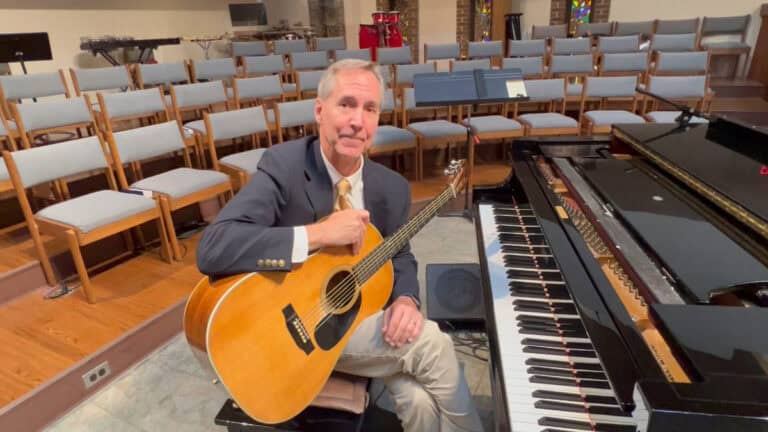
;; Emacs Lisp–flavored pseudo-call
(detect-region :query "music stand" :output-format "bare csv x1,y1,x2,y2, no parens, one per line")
413,68,528,217
0,32,53,75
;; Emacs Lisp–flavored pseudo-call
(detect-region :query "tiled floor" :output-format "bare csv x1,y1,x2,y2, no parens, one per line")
46,216,495,431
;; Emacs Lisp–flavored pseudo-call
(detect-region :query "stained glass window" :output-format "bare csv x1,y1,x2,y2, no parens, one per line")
568,0,592,34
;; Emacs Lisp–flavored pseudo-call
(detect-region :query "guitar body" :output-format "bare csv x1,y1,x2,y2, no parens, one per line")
184,223,393,424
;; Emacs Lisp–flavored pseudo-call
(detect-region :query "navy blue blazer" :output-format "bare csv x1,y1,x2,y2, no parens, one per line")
196,136,419,304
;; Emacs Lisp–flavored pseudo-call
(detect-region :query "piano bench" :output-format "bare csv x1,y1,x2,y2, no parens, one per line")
214,373,369,432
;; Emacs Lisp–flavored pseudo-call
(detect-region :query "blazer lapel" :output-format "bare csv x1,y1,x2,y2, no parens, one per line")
304,138,334,220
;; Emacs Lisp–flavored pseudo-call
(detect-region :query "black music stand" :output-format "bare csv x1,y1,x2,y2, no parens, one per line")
0,32,53,75
413,68,528,218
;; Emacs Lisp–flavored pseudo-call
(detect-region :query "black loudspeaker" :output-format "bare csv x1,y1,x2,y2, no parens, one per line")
426,263,484,329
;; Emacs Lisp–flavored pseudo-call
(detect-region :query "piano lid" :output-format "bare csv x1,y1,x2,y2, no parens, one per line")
577,158,768,303
613,122,768,241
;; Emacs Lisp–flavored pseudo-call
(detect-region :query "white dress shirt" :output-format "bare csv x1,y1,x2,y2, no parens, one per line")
291,151,365,263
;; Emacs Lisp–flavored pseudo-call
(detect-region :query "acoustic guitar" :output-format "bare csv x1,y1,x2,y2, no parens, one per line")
183,160,467,424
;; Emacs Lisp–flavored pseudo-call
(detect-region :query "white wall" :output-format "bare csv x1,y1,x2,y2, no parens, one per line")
343,0,376,51
419,0,457,64
513,0,551,40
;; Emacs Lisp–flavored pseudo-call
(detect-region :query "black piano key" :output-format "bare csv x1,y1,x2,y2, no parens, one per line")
497,224,543,235
532,390,620,406
495,215,539,226
510,286,570,301
519,327,589,339
523,346,597,358
514,303,578,316
509,287,548,299
518,321,586,334
522,338,594,351
526,358,604,372
507,270,564,282
540,417,640,432
514,299,576,312
510,283,572,299
499,233,548,246
527,366,607,381
501,244,543,254
516,315,583,328
534,400,586,413
502,252,559,268
531,375,580,387
579,379,612,389
541,429,585,432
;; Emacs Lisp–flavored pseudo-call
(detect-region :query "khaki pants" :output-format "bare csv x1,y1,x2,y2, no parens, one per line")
335,311,483,432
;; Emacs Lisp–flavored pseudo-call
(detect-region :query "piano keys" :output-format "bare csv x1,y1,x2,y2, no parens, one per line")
474,117,768,431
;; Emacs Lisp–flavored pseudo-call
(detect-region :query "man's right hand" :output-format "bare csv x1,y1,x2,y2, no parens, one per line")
306,209,370,255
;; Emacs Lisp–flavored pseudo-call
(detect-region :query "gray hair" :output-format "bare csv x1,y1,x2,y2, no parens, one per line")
317,59,384,101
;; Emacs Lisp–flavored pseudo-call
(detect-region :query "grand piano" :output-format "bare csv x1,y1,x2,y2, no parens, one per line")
473,115,768,432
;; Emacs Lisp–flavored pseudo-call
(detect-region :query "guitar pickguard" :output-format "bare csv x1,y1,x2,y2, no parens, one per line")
314,294,362,350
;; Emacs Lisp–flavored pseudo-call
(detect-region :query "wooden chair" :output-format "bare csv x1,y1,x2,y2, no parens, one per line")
517,79,580,136
502,57,548,79
106,121,233,261
335,49,372,62
507,39,547,58
134,63,190,109
97,87,171,136
70,65,134,96
424,43,460,63
241,54,298,100
11,95,99,149
274,99,317,143
0,70,70,118
699,15,751,79
641,75,712,123
169,80,230,166
578,75,646,135
2,135,171,303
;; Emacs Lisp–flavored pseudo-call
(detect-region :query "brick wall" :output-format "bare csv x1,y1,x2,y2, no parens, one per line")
308,0,346,38
377,0,418,63
456,0,472,57
550,0,611,25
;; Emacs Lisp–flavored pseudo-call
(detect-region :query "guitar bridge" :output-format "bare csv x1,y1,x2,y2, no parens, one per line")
282,305,314,355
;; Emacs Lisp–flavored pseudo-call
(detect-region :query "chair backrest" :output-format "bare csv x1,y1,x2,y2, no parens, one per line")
206,106,268,141
275,99,316,128
5,135,107,188
507,39,547,57
583,75,639,98
171,81,227,110
14,96,94,133
701,14,750,36
0,71,69,102
531,24,568,39
424,43,460,61
297,70,325,94
99,87,167,121
274,39,308,55
654,51,709,75
232,41,269,57
599,52,649,75
467,41,503,59
646,75,707,100
137,63,189,87
378,65,392,88
651,33,698,52
395,63,436,86
244,55,286,76
335,49,372,61
109,121,186,164
576,22,613,37
290,51,329,71
234,76,283,103
381,89,396,113
402,87,417,111
192,58,237,82
523,79,567,102
614,21,655,39
502,57,546,78
377,47,412,65
315,37,345,51
71,66,133,94
656,18,700,35
450,59,491,72
597,35,641,53
551,38,592,55
549,54,595,76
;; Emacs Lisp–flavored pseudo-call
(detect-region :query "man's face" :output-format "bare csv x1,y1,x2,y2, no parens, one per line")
315,68,381,161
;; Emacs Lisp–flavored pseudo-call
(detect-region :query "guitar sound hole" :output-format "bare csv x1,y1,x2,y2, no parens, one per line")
325,270,358,313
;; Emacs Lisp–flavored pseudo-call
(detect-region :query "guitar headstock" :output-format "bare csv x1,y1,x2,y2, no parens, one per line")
443,159,467,197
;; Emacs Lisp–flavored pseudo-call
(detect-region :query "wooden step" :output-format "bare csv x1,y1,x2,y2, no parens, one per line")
710,79,766,99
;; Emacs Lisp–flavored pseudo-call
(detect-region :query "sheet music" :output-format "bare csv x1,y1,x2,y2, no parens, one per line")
506,80,527,99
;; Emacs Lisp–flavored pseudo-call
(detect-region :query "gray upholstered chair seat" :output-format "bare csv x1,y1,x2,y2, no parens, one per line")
585,110,645,126
220,149,267,174
36,190,156,233
701,41,750,50
645,111,709,123
372,126,416,149
0,119,17,136
519,113,578,129
567,83,583,97
463,116,522,133
131,167,229,199
407,120,466,138
183,120,206,134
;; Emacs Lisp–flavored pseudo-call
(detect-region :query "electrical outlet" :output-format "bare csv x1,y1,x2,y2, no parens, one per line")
82,361,111,389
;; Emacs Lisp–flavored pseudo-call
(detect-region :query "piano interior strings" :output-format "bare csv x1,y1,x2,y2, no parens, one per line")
473,117,768,432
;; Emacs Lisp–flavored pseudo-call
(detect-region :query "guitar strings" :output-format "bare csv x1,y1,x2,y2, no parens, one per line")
308,187,453,327
305,187,454,330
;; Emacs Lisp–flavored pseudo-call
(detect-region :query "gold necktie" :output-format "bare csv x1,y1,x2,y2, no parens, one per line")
334,178,352,211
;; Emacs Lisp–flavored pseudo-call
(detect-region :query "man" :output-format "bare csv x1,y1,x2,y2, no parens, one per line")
197,59,483,432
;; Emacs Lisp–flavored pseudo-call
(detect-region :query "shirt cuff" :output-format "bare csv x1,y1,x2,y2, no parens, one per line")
291,226,309,263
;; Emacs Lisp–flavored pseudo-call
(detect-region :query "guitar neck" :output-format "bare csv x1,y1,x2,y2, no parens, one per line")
352,185,456,284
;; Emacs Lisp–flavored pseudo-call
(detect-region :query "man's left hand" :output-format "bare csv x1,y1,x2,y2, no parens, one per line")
382,296,423,348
